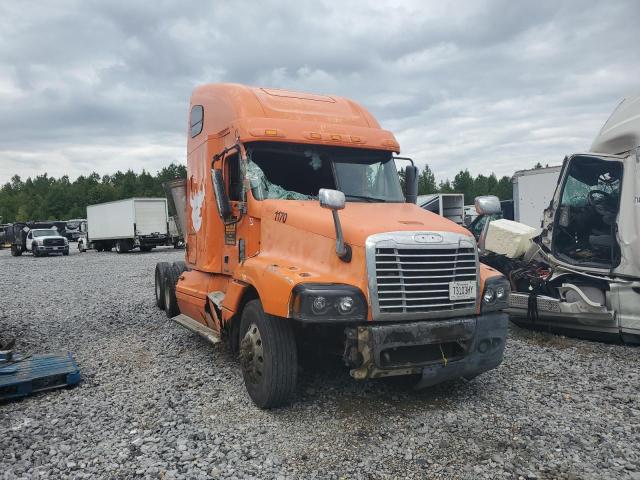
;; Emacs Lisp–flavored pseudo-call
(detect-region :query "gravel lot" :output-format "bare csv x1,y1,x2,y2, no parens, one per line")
0,246,638,480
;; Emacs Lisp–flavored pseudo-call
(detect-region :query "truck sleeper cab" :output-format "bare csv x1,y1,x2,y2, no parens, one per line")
155,84,510,408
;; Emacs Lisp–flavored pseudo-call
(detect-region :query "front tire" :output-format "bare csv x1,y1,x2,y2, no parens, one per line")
155,262,170,309
239,300,297,409
163,264,180,318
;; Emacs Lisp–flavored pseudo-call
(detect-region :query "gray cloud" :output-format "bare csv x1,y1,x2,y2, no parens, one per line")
0,0,638,183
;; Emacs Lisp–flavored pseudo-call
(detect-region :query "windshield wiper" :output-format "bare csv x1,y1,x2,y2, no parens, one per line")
345,195,388,203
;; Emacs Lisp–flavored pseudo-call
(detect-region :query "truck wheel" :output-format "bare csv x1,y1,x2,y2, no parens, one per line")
239,300,297,409
115,240,129,253
163,264,180,318
174,261,188,274
10,245,21,256
155,262,170,309
33,248,39,257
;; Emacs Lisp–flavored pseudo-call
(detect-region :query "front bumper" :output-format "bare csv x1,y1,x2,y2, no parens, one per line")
344,312,508,388
36,245,69,254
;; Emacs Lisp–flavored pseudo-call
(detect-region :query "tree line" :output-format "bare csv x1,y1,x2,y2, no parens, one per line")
403,164,513,205
0,161,514,223
0,164,186,223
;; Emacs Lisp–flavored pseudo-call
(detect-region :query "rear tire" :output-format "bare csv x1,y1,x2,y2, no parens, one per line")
10,245,22,256
115,240,130,253
174,261,188,274
239,300,297,409
155,262,170,309
163,264,180,318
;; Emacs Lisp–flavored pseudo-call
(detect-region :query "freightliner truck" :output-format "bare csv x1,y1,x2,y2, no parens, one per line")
155,84,511,408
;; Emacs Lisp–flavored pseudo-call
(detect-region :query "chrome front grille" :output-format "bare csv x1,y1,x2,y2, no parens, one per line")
366,231,479,321
44,238,65,246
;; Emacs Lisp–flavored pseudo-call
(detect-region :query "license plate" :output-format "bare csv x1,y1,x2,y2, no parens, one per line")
449,281,476,301
53,247,59,250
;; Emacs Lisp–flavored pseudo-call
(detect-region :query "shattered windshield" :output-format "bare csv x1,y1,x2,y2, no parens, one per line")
246,143,404,202
553,155,623,266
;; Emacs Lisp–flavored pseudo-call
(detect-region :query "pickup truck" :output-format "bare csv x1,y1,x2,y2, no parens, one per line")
25,228,69,257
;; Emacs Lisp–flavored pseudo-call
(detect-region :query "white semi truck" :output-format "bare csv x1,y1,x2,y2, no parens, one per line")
78,198,170,253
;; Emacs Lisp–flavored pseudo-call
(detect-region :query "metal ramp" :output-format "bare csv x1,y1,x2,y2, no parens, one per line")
0,352,81,401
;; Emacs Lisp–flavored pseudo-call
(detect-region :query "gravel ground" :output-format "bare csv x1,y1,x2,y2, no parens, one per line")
0,246,638,480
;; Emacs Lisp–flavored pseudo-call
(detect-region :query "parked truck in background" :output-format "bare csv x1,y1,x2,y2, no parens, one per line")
78,198,170,253
64,218,86,242
512,166,562,228
154,84,511,408
6,222,69,256
418,193,465,225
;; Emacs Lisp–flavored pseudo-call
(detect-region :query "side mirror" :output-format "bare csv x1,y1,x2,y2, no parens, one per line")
212,169,231,219
318,188,350,262
319,188,345,210
475,195,501,215
404,165,418,204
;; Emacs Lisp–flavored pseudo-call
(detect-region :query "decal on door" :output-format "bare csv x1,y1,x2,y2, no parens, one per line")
190,187,205,232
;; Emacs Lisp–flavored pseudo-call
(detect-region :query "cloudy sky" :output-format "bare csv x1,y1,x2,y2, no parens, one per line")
0,0,638,184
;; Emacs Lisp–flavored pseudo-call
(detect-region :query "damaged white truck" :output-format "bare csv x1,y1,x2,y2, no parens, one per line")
480,96,640,344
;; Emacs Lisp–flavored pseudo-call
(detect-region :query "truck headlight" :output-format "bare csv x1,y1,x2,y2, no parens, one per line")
481,277,510,313
291,284,367,322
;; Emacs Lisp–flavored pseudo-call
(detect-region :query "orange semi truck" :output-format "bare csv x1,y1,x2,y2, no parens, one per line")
155,84,510,408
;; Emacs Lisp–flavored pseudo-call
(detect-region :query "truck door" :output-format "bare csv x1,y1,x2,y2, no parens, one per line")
26,231,33,251
539,157,569,251
220,152,245,275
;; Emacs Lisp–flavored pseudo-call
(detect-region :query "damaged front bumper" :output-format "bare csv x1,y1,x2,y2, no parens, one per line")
343,313,508,388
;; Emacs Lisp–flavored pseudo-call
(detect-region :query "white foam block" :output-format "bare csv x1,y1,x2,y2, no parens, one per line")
484,219,537,258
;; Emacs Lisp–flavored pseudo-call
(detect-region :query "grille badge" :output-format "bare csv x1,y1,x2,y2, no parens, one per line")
413,233,443,244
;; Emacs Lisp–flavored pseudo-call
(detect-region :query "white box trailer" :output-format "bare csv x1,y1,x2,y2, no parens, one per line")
512,166,562,228
81,198,169,253
418,194,465,225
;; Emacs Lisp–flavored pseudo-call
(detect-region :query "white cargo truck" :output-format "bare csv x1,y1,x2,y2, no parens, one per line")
78,198,170,253
512,166,562,228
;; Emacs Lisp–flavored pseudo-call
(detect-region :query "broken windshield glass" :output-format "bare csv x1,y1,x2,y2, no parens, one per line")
553,155,623,267
246,142,404,202
246,157,311,200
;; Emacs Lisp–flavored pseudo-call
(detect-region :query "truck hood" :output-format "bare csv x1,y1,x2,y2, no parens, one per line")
260,200,473,247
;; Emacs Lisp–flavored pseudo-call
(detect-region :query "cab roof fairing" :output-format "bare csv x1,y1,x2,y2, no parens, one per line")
189,83,400,154
591,94,640,155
